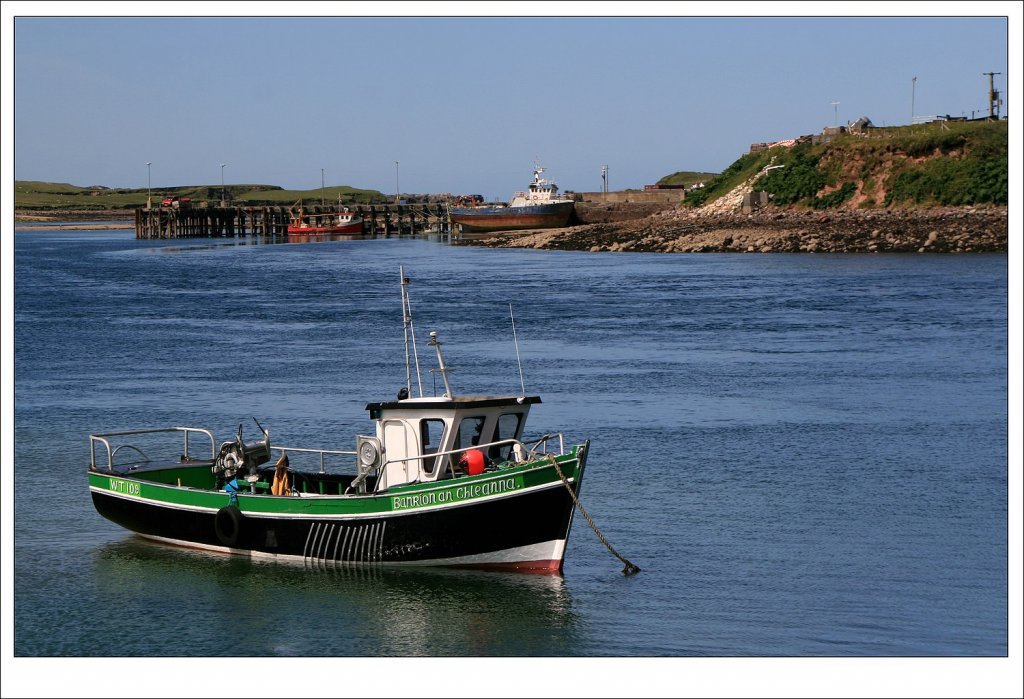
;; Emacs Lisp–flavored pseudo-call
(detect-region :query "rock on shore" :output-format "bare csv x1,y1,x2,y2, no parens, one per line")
457,205,1008,253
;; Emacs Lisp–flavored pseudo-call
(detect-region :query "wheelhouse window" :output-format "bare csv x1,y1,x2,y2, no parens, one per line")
492,412,523,462
420,419,446,475
455,416,488,451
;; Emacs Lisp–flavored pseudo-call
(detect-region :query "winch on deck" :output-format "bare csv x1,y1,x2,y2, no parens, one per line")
213,420,272,480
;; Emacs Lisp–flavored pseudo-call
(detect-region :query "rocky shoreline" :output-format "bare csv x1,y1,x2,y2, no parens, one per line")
456,205,1009,254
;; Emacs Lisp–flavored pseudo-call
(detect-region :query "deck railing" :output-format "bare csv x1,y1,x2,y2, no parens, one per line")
89,427,216,471
271,445,356,474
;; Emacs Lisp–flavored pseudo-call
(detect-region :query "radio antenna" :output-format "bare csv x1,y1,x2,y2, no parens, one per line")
509,303,526,395
400,266,424,397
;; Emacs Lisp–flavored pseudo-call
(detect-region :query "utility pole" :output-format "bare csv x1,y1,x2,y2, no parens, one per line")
601,165,608,193
831,100,840,127
911,76,917,124
983,72,1002,120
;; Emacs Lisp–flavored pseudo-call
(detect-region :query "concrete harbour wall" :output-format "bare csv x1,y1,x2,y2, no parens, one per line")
577,190,685,204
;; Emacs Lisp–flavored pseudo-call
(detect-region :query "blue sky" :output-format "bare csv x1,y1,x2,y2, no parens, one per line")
5,5,1018,200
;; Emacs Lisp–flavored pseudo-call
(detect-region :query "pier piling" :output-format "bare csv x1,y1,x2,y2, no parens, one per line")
135,203,450,239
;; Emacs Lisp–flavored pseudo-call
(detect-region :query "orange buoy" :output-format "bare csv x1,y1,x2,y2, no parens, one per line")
459,449,486,476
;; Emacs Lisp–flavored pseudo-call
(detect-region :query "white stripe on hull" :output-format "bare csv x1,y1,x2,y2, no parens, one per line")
138,533,566,570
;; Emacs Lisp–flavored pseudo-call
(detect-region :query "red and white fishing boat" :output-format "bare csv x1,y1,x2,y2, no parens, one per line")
287,200,364,236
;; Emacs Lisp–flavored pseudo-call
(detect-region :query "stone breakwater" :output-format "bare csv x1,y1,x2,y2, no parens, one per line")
457,206,1008,254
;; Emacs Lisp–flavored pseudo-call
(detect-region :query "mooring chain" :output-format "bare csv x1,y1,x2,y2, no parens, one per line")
547,454,640,576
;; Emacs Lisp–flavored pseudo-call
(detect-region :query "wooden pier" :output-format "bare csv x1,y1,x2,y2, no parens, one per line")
135,203,452,239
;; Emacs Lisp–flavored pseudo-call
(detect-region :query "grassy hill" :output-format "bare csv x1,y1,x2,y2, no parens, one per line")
14,181,388,212
681,119,1008,210
655,171,718,188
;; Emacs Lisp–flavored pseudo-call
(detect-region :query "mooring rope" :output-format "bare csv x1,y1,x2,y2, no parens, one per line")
546,454,640,576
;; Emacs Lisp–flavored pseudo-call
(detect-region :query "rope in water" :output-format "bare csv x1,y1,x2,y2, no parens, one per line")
546,454,641,576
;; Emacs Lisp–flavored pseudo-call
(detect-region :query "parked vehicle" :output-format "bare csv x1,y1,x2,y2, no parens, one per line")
160,196,191,208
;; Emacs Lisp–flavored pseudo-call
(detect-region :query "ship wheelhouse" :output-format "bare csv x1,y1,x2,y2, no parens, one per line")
361,395,542,490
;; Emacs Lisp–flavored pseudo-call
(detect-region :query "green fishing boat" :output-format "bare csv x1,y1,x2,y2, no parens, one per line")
88,270,588,572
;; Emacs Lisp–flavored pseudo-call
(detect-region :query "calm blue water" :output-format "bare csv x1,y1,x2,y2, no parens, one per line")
11,230,1009,666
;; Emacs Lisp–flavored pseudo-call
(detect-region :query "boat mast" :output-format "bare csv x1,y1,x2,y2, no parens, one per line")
510,303,527,396
400,267,424,397
427,331,454,398
532,159,545,189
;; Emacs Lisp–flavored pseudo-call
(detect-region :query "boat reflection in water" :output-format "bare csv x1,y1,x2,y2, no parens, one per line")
91,538,582,656
284,232,368,244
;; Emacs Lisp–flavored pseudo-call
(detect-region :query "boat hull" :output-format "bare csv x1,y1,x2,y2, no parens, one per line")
88,446,587,573
449,201,574,233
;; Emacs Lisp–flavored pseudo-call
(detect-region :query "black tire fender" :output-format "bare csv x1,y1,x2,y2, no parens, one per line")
214,505,244,547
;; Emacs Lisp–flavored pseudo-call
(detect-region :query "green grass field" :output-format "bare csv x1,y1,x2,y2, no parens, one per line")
14,181,389,211
654,171,719,187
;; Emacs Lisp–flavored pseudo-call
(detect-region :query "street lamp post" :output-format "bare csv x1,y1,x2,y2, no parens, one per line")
146,162,152,210
831,100,840,128
321,168,325,207
395,161,400,206
220,163,226,207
